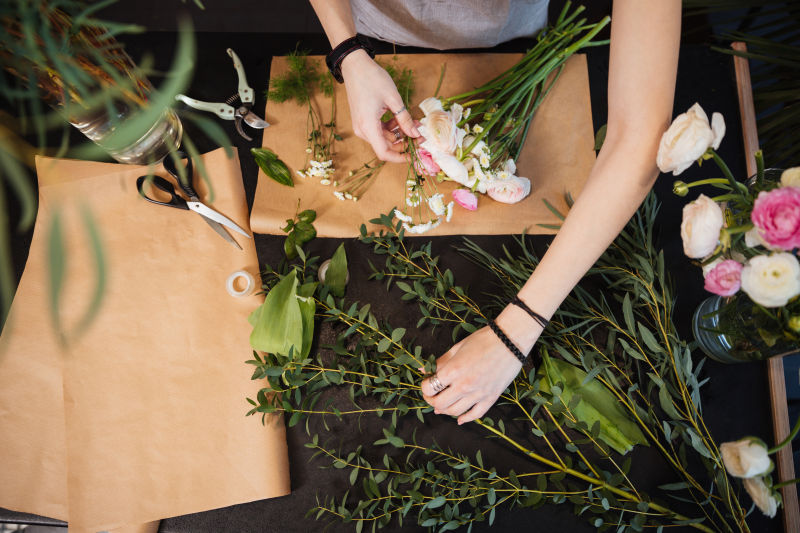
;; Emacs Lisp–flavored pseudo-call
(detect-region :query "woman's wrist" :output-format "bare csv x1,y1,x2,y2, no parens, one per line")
494,303,544,358
340,48,374,80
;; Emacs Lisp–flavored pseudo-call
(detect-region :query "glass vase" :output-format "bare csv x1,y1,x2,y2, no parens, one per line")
69,103,183,165
692,294,797,363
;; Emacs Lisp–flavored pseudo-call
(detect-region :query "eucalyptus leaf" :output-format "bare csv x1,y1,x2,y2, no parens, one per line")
251,147,293,187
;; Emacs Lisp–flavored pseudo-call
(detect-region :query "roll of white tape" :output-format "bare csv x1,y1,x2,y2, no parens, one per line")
226,270,256,297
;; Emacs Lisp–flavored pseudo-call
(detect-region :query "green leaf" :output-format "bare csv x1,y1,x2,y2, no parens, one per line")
594,123,607,151
658,385,682,421
298,209,316,223
293,221,317,244
538,353,648,455
249,270,303,355
427,495,446,509
284,232,297,259
297,282,317,358
251,147,293,187
325,243,348,298
391,327,406,342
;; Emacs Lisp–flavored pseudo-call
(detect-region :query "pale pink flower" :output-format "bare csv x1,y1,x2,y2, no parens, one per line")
751,187,800,250
452,189,478,211
414,148,440,176
486,176,531,204
703,259,743,297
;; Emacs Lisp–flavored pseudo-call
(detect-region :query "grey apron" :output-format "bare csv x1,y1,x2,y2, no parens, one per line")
349,0,549,49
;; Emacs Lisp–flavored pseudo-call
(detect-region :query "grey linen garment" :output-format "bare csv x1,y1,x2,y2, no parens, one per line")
349,0,549,49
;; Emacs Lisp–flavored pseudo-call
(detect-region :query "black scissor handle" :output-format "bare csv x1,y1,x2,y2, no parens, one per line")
136,175,189,210
163,150,197,199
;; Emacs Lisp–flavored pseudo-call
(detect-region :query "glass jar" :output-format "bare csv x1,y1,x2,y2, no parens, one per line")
693,294,798,363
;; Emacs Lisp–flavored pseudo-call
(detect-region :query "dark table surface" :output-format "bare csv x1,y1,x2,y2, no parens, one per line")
1,26,786,533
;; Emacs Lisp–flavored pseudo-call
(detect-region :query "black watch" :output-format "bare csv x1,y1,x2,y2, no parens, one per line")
326,33,375,83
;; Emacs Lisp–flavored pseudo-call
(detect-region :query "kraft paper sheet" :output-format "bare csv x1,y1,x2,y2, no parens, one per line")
251,53,596,237
0,148,289,532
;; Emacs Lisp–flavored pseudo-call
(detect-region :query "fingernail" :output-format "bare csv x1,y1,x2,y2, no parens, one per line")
411,126,420,137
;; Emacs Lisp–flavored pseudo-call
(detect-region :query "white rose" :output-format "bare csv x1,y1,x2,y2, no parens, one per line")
743,477,779,518
780,167,800,188
720,438,772,478
486,175,531,204
657,103,726,176
741,253,800,307
681,194,724,258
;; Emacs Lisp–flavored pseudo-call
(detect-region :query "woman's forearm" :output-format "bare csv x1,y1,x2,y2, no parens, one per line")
309,0,357,47
506,0,682,349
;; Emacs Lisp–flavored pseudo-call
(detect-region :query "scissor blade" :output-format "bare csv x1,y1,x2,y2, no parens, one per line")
200,215,242,250
188,201,252,239
243,111,270,129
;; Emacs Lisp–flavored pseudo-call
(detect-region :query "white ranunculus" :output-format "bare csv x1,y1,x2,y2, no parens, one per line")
680,194,724,258
418,97,444,116
657,103,726,176
433,153,469,185
741,253,800,307
780,167,800,188
486,175,531,204
743,477,779,518
720,438,772,478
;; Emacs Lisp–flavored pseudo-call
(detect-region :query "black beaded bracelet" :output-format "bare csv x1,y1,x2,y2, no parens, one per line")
326,34,375,83
511,296,549,329
488,320,527,364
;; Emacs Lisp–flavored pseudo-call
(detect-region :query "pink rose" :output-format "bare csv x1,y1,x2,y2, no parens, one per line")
486,176,531,204
703,259,743,297
751,187,800,250
452,189,478,211
414,148,440,176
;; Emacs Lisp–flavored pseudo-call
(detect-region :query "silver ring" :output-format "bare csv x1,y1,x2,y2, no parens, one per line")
429,374,446,394
391,126,403,142
393,105,407,115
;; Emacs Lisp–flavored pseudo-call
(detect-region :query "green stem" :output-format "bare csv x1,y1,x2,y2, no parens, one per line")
769,413,800,454
475,421,715,533
774,478,800,490
711,151,749,195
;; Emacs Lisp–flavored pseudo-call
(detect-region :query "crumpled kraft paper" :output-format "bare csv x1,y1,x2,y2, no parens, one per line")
251,53,596,237
0,148,289,532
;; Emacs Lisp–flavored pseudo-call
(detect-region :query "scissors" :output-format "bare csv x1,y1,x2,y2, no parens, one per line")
136,151,251,250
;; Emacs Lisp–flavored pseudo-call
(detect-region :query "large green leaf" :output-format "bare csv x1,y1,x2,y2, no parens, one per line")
539,352,648,455
249,269,303,356
325,243,348,297
297,281,318,358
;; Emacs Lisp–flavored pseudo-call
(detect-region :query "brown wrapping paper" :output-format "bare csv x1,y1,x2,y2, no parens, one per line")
251,53,596,237
0,148,289,532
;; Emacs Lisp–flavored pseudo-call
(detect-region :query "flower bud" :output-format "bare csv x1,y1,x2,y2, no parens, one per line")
788,315,800,332
720,438,772,478
673,181,689,196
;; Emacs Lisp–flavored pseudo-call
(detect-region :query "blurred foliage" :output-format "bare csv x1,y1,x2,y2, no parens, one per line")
684,1,800,167
0,0,231,335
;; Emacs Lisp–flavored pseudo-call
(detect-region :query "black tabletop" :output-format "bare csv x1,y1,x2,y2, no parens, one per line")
1,28,783,533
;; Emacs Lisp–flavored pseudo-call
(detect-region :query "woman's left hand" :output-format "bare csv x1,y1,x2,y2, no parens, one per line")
420,305,543,424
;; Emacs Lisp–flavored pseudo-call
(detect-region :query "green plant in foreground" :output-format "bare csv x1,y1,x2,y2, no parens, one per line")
246,194,751,532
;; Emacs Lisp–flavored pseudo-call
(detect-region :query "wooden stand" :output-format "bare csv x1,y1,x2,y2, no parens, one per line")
732,41,800,533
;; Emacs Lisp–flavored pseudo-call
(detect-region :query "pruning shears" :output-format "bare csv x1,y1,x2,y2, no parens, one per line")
175,48,269,141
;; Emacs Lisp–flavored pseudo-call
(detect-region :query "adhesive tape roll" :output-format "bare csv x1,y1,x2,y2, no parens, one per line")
226,270,255,297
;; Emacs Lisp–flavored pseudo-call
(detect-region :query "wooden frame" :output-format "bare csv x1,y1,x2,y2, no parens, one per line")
732,41,800,533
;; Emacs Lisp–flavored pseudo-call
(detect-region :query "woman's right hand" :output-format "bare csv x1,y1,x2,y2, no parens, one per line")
340,50,420,163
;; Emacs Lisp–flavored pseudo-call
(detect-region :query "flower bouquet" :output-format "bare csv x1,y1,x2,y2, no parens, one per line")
394,2,610,233
658,103,800,361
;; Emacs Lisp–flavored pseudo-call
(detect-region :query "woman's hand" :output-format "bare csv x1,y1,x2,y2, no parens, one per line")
340,50,420,163
420,305,543,424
